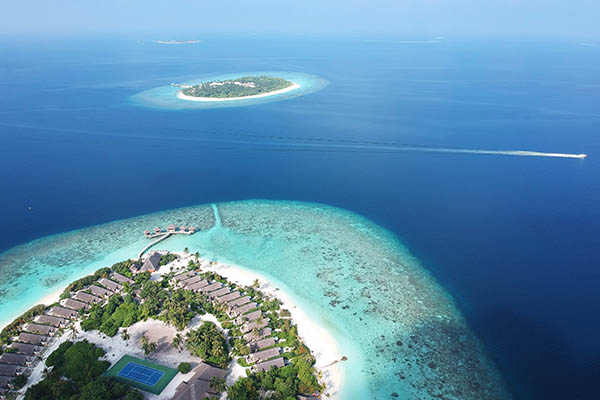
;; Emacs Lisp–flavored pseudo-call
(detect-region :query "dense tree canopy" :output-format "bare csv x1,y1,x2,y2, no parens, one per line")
182,76,293,98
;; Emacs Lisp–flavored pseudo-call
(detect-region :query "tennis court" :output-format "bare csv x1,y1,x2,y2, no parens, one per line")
105,355,178,394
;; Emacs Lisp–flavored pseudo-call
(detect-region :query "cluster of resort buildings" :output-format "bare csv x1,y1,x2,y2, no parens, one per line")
172,269,286,373
0,271,133,397
2,243,320,399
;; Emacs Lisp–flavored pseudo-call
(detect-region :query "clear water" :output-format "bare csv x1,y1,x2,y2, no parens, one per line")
0,200,509,399
1,36,599,399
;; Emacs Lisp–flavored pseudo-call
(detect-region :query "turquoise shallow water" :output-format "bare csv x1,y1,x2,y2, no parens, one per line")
130,71,329,110
0,200,509,399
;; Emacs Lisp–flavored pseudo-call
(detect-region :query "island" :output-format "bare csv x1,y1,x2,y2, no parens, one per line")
154,40,202,45
0,244,341,399
175,76,301,102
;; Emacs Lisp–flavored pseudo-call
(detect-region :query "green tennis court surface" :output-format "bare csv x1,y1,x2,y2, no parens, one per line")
105,355,178,394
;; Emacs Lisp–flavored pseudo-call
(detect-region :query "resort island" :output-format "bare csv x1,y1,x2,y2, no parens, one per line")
0,226,341,400
175,76,301,102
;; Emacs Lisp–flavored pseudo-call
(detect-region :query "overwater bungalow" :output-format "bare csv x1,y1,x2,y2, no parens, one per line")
22,323,55,336
33,314,68,328
208,287,230,299
179,225,187,232
73,291,103,305
17,332,48,346
187,280,210,291
180,275,204,288
0,353,32,366
0,364,21,377
249,337,276,353
188,226,196,233
144,230,152,237
236,310,262,325
8,342,39,356
227,296,252,309
153,227,162,234
198,282,222,294
172,362,226,400
98,278,123,292
167,224,177,233
141,252,161,273
242,318,270,333
89,285,114,299
217,291,241,304
248,347,281,363
110,272,134,284
48,306,77,319
243,327,272,342
253,357,285,372
229,301,257,317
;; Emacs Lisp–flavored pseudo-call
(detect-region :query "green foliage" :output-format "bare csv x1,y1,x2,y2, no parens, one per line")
61,267,111,298
0,304,47,345
110,260,137,278
134,271,151,285
159,253,178,266
182,76,293,99
177,362,191,374
161,289,196,330
185,322,229,367
80,295,140,337
227,377,259,400
11,373,27,389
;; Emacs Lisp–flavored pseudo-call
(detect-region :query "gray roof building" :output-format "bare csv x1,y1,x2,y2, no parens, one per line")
0,364,20,377
111,272,134,284
208,287,230,299
48,306,78,319
171,362,226,400
34,314,68,327
141,252,161,273
89,285,114,298
181,275,204,288
0,376,11,389
249,337,276,353
227,296,252,309
229,302,257,317
217,291,241,304
0,353,31,366
198,282,222,294
17,333,48,346
242,318,270,333
243,328,272,342
248,347,281,363
236,310,262,325
254,357,285,372
173,271,196,282
8,342,39,356
98,278,123,293
187,280,210,291
60,298,89,311
73,291,103,305
22,323,55,336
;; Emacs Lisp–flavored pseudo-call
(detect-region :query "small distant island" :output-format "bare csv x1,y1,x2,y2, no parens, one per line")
154,40,201,45
175,76,300,102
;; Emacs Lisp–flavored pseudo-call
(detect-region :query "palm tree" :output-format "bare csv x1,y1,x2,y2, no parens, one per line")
172,333,183,352
121,330,130,341
194,252,200,261
183,247,189,254
68,325,78,341
210,376,226,393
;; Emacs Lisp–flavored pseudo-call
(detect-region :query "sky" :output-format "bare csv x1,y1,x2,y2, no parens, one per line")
0,0,598,38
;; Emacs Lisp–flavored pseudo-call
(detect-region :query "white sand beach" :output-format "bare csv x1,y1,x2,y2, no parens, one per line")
197,256,344,399
177,82,301,102
8,251,343,399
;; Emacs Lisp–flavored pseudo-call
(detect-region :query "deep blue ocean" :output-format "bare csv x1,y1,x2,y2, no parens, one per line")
1,36,599,399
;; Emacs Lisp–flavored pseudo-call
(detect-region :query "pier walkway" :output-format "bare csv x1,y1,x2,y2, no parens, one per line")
137,233,171,259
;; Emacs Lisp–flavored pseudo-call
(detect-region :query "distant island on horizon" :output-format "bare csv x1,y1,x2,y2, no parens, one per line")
154,40,202,45
176,76,296,101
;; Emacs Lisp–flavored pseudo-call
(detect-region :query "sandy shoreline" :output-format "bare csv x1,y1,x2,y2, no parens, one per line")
4,252,343,399
177,81,301,102
199,257,343,399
